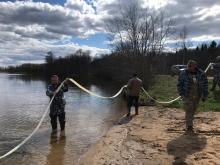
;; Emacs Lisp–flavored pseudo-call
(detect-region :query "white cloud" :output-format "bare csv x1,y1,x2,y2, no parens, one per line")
0,36,110,66
197,5,220,21
0,0,220,65
143,0,175,9
65,0,95,14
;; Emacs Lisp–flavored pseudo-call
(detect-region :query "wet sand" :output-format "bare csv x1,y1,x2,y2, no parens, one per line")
79,107,220,165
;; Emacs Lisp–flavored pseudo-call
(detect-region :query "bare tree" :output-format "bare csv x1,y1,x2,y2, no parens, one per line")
178,26,191,64
179,26,188,64
104,0,174,85
105,0,174,56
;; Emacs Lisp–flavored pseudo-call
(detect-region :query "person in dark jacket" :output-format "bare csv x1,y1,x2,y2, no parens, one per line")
177,60,208,132
211,56,220,91
126,73,143,117
46,75,68,133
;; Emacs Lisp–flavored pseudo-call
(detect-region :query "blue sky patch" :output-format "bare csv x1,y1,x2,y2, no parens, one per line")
71,33,109,49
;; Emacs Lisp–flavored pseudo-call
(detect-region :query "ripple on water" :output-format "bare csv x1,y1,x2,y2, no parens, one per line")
0,73,127,164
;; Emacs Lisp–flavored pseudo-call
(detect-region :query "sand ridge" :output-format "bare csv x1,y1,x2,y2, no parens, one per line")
79,107,220,165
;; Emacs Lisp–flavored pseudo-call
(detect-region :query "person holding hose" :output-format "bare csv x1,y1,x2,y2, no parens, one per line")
177,60,208,132
46,75,69,134
126,73,143,117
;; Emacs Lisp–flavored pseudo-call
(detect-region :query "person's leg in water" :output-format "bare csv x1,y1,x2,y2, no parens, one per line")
58,112,66,131
50,105,58,133
50,114,58,133
58,111,66,137
134,96,139,115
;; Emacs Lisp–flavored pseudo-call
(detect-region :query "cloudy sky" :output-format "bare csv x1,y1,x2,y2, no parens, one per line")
0,0,220,66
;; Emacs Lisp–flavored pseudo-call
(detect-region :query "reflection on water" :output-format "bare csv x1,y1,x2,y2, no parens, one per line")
0,73,127,164
47,132,66,165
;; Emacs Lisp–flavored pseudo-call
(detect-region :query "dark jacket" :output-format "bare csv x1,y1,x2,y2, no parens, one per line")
127,77,143,96
177,68,208,98
46,83,68,114
213,63,220,82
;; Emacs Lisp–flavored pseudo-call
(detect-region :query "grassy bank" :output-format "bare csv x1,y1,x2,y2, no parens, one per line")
139,75,220,112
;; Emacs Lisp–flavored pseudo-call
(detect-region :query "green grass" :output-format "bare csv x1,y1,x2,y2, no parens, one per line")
139,75,220,112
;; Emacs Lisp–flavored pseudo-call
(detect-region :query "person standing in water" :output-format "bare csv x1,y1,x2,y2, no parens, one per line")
126,73,143,117
46,75,68,133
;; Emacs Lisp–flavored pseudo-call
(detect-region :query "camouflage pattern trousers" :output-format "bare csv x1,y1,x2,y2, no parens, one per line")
49,103,66,130
183,97,200,128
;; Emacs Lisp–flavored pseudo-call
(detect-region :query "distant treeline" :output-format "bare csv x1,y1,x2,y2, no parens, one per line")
2,49,153,87
3,49,92,79
1,40,220,88
156,40,220,74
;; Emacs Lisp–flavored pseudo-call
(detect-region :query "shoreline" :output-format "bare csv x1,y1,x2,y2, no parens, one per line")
79,107,220,165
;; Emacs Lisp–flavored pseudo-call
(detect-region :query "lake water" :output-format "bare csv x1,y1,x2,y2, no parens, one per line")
0,73,128,165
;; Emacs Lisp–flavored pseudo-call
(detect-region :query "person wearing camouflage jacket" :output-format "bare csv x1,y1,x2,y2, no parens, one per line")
46,75,68,133
177,60,208,132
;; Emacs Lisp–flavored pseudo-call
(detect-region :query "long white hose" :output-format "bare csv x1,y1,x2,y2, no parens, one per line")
68,78,127,99
142,63,212,104
141,87,181,104
0,80,126,160
0,63,212,160
0,81,65,160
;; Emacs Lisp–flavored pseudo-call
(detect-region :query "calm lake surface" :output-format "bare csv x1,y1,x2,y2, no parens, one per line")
0,73,128,165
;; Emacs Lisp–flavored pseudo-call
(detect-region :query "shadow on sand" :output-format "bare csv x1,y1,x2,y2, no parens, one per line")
167,133,207,165
116,114,135,125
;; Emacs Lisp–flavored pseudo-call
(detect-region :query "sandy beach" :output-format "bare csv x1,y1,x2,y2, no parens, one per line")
79,106,220,165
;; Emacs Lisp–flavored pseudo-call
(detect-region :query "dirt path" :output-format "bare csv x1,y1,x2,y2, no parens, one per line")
79,107,220,165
